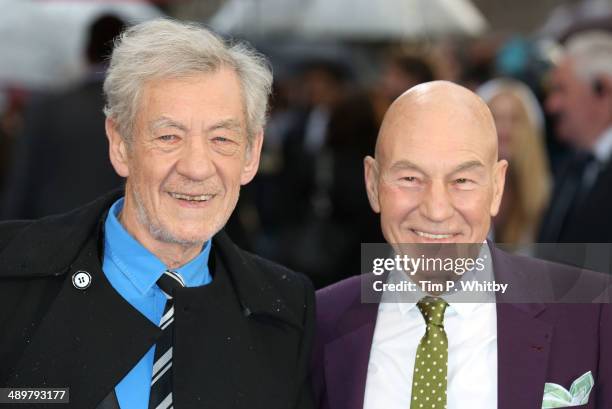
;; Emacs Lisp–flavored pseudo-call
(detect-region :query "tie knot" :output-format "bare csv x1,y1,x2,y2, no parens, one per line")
156,270,185,298
417,297,448,327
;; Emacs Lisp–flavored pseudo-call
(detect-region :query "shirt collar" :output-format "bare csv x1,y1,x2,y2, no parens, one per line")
104,198,212,295
592,126,612,163
392,287,486,319
385,241,493,319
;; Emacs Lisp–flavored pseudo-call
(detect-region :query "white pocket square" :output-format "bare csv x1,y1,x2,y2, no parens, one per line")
542,371,594,408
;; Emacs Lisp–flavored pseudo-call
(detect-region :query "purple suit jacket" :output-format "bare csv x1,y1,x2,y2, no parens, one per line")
311,244,612,409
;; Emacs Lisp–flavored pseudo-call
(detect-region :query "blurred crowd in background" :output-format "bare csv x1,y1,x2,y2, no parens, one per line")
1,0,612,288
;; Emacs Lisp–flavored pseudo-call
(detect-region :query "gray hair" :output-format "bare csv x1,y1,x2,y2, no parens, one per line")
103,18,273,143
564,30,612,83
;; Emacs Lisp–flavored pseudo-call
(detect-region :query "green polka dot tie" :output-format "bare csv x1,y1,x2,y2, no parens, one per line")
410,297,449,409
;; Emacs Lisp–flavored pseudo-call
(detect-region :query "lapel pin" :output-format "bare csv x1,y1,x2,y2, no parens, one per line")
72,271,92,290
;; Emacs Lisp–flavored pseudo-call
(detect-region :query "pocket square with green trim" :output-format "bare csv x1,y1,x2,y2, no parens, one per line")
542,371,594,408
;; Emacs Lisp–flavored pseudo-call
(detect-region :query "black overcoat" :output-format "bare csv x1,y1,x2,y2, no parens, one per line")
0,191,315,409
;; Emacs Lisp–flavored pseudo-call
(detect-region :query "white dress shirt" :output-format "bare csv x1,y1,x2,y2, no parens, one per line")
363,249,498,409
592,126,612,164
582,126,612,193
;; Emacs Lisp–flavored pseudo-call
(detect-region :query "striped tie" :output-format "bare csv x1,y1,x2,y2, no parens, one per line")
148,270,185,409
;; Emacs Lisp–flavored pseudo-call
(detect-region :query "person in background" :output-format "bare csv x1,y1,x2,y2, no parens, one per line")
370,54,437,125
303,54,435,288
538,30,612,243
276,59,353,286
1,14,126,219
281,59,351,228
479,78,552,249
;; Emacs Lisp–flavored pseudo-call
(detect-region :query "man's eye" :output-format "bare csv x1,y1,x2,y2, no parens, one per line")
397,176,421,187
454,178,475,187
213,136,232,143
159,135,177,142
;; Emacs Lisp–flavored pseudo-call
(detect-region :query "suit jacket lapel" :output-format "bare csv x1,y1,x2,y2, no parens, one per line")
5,227,159,409
324,289,379,409
496,303,552,409
491,244,553,409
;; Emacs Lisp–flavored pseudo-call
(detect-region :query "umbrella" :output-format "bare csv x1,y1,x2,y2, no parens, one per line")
209,0,487,40
300,0,487,40
209,0,304,38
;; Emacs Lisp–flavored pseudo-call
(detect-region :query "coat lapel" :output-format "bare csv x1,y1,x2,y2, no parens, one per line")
5,223,159,409
211,232,304,328
95,390,120,409
491,245,553,409
172,250,254,407
172,234,308,408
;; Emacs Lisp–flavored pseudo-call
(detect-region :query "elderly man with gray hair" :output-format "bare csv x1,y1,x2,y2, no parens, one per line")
0,19,315,409
539,29,612,243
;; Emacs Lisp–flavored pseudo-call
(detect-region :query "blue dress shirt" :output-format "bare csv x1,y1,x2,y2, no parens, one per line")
102,198,212,409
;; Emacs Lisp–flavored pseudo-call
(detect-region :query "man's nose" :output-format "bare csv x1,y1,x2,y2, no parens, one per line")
175,136,216,181
420,181,454,222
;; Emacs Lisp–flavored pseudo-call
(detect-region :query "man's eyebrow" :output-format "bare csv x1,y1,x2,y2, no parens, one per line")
388,159,485,174
149,117,188,133
206,119,243,133
451,160,485,173
148,117,244,134
389,160,425,172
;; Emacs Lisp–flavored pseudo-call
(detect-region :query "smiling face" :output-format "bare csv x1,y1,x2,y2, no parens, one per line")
364,81,507,245
106,68,262,262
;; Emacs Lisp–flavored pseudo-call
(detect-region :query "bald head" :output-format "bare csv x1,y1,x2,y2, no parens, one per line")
376,81,499,165
364,80,508,245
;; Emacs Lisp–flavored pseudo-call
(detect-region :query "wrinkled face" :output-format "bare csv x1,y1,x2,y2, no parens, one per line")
364,102,507,245
546,58,600,148
107,69,262,248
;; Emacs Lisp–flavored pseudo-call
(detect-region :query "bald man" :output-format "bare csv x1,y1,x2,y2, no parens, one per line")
310,82,612,409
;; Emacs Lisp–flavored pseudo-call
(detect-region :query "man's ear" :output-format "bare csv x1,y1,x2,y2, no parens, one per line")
240,130,264,185
106,118,130,178
364,155,381,213
490,159,508,217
